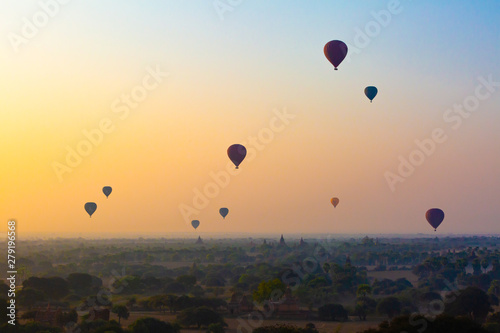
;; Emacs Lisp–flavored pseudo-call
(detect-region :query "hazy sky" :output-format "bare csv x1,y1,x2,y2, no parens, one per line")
1,1,500,236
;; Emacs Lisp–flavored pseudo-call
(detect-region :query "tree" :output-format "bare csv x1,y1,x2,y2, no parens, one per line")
0,321,63,332
127,296,137,309
93,322,125,333
194,306,226,328
174,295,194,311
142,276,162,292
213,287,223,297
129,317,179,333
149,295,169,313
330,264,366,294
22,277,69,300
112,275,143,294
356,284,372,298
176,308,196,327
0,282,9,297
482,259,490,271
164,282,187,294
176,275,197,289
455,258,468,272
55,309,78,328
176,306,225,329
112,305,130,324
17,265,32,284
203,276,225,287
376,296,402,319
238,274,260,286
468,273,492,291
489,293,499,306
472,258,482,276
488,280,500,297
355,284,374,321
20,310,37,321
252,279,286,303
318,303,348,321
207,323,225,333
445,286,492,323
486,311,500,324
18,288,47,309
306,276,330,289
191,285,206,297
166,294,178,313
67,273,93,295
355,297,377,321
358,314,488,333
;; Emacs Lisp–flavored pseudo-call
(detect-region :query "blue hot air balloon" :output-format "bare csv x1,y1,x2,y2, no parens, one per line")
103,186,112,198
191,220,200,230
85,202,97,218
219,208,229,219
364,86,378,103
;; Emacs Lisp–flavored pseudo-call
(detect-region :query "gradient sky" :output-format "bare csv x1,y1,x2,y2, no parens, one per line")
1,1,500,236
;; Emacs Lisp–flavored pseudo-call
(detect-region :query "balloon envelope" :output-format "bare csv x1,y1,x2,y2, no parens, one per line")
103,186,112,198
426,208,444,231
331,197,339,208
324,40,348,70
191,220,200,229
85,202,97,218
227,144,247,169
219,208,229,219
365,86,378,102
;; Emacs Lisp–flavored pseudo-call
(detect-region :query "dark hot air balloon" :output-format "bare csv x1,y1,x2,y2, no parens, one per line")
365,86,378,103
191,220,200,229
426,208,444,231
85,202,97,218
324,40,348,70
103,186,112,198
227,144,247,169
331,197,339,208
219,208,229,219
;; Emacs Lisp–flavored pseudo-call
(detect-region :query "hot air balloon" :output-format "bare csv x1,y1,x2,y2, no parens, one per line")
219,208,229,219
331,198,339,208
324,40,348,70
103,186,112,198
85,202,97,218
365,86,378,103
426,208,444,231
227,144,247,169
191,220,200,230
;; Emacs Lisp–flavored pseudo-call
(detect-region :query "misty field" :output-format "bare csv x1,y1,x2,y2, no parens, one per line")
6,236,500,333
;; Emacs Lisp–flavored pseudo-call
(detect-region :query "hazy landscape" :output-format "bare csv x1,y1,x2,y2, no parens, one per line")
2,1,500,332
2,235,500,332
